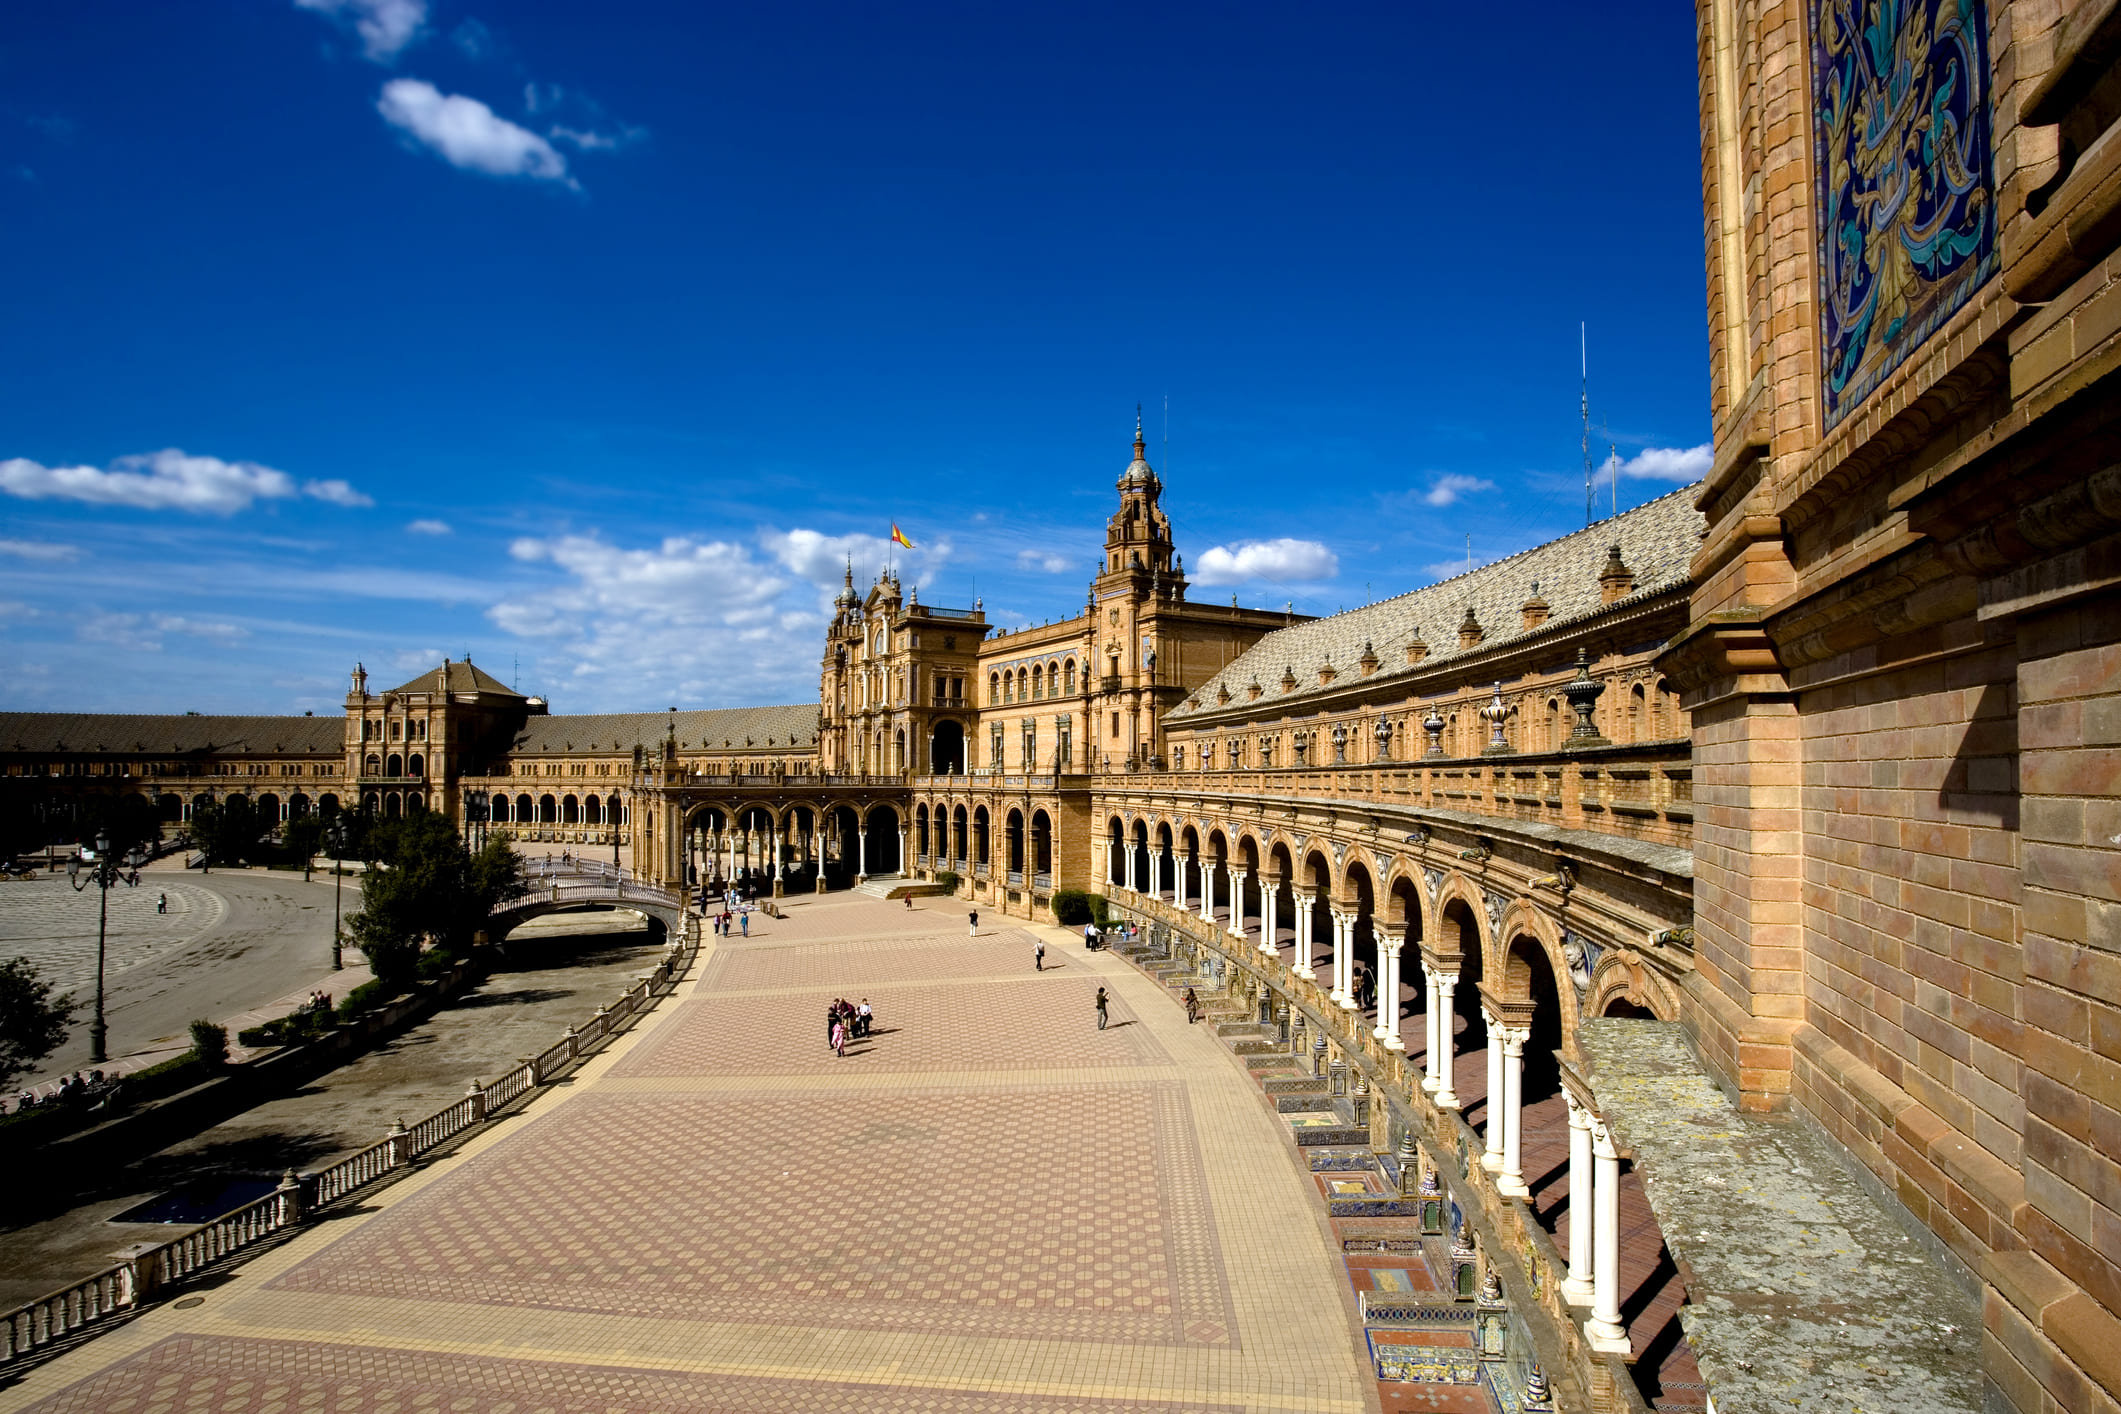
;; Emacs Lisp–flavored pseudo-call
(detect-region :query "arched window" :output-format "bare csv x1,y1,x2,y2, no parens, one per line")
1004,673,1014,704
386,753,403,777
1032,664,1044,700
539,793,557,823
515,793,532,821
1629,683,1646,743
408,753,424,778
1063,659,1076,695
1546,698,1561,751
989,672,1001,704
365,753,381,776
584,793,602,824
490,792,508,822
562,794,580,824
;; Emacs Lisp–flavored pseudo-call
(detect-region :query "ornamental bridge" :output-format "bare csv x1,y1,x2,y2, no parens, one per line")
490,856,688,940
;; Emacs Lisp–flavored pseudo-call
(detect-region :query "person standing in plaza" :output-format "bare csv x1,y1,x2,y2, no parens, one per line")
739,909,750,937
1095,986,1109,1030
968,908,978,938
857,998,871,1038
1035,940,1045,972
831,1013,846,1058
1183,986,1200,1024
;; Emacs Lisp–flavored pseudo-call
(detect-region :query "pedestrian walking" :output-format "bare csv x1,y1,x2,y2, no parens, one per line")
826,1003,839,1052
857,998,872,1038
156,892,168,915
904,894,914,909
968,908,979,938
1083,921,1097,950
1183,987,1200,1024
831,1016,846,1057
740,910,750,937
1095,987,1110,1029
1035,941,1046,972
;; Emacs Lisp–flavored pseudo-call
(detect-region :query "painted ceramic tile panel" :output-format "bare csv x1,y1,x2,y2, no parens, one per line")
1811,0,1996,427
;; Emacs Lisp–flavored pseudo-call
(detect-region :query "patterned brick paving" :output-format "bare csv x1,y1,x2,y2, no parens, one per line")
1,898,1367,1414
700,929,1054,992
15,1335,1241,1413
271,1084,1233,1345
612,975,1166,1076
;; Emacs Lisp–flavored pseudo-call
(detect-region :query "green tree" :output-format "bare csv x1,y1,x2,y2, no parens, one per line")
283,814,324,867
76,793,164,860
346,813,526,982
0,957,75,1091
190,797,268,868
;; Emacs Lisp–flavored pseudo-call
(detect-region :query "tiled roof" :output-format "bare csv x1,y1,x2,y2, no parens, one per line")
0,713,345,755
509,705,819,754
386,659,521,697
1168,484,1705,722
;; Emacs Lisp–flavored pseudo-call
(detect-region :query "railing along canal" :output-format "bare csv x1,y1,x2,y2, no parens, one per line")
0,929,699,1365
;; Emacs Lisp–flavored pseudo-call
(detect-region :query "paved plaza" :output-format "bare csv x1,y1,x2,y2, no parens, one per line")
0,867,350,1082
0,894,1376,1414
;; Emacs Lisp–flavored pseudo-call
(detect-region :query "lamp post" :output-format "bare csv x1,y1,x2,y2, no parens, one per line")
68,830,146,1064
326,816,348,971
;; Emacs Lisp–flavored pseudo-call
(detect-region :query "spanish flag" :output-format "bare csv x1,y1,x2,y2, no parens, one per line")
891,523,915,549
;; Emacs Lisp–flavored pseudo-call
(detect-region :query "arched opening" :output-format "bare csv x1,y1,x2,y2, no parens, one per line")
1031,663,1044,699
1603,995,1657,1019
408,753,425,779
1107,817,1126,886
1233,835,1261,939
515,793,533,823
584,793,602,825
1154,821,1175,901
257,793,281,824
490,792,509,825
1004,808,1026,881
384,793,403,819
1386,874,1425,1058
157,793,182,823
318,793,340,817
931,719,966,774
915,803,931,862
1030,809,1053,884
1132,819,1152,898
1441,896,1488,1128
1063,659,1076,695
1629,683,1646,744
406,794,426,813
289,793,311,818
972,806,990,873
1302,851,1332,974
893,729,907,772
1343,862,1377,1014
865,804,902,874
561,794,580,825
385,753,403,778
539,793,558,824
1266,842,1296,963
364,752,381,776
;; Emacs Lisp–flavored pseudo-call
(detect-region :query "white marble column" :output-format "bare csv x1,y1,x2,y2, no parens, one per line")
1377,937,1404,1048
1229,870,1251,942
1434,972,1461,1108
1200,864,1217,924
1292,892,1316,979
1562,1092,1596,1306
898,828,908,875
1178,855,1192,913
856,827,868,879
1335,912,1359,1010
1259,881,1280,956
1481,1006,1505,1170
1326,910,1347,1003
1586,1118,1631,1353
1421,967,1441,1090
1498,1025,1530,1198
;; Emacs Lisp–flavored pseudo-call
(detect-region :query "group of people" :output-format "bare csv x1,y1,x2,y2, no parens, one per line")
826,997,873,1057
701,884,758,937
11,1069,123,1115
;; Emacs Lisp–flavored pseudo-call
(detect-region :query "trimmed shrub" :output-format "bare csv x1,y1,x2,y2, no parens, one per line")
1052,890,1105,927
188,1020,229,1068
932,870,960,894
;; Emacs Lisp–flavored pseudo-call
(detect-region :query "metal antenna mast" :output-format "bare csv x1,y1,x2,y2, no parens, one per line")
1581,322,1592,526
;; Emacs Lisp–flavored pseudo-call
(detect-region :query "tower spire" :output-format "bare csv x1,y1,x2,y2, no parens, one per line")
1134,404,1145,461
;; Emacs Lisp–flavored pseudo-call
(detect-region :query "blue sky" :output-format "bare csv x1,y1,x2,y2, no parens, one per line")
2,1,1709,714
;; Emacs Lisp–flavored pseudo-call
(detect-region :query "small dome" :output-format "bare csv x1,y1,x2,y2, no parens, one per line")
1117,412,1158,489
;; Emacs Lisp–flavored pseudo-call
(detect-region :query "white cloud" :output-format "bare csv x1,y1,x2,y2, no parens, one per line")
377,79,572,186
407,518,453,535
1421,473,1496,507
1620,443,1712,481
295,0,427,62
1017,549,1071,573
78,612,248,652
1192,538,1338,586
0,449,369,516
303,477,374,507
0,539,79,562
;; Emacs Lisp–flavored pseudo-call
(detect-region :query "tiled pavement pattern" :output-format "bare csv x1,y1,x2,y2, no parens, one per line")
2,893,1372,1414
0,878,224,998
611,976,1169,1076
18,1334,1243,1413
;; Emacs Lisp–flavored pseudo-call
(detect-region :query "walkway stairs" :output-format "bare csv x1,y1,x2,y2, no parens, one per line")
1103,925,1508,1400
851,874,953,900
